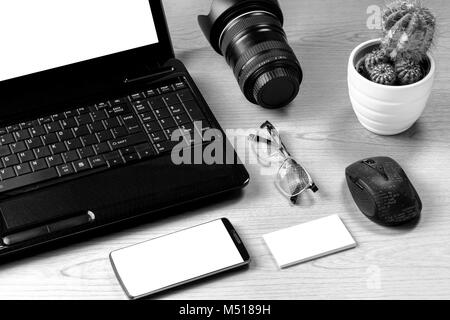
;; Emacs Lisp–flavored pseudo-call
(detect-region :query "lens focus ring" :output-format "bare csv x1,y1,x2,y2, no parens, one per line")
233,40,294,78
220,13,282,54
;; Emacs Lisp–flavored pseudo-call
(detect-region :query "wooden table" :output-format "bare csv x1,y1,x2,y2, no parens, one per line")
1,0,449,299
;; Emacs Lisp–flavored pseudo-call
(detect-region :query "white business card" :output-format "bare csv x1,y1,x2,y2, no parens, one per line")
263,215,357,269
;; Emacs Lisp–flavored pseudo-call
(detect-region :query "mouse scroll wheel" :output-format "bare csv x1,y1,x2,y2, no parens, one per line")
363,159,376,165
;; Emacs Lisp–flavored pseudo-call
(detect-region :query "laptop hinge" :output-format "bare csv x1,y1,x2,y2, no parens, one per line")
123,66,175,84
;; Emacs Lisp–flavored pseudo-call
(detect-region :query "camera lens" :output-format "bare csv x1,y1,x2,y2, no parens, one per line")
198,0,302,109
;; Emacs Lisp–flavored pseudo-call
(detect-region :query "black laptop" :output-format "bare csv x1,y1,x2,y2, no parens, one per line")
0,0,248,258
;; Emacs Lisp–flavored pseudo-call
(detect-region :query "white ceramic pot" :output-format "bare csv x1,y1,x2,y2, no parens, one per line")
348,39,435,135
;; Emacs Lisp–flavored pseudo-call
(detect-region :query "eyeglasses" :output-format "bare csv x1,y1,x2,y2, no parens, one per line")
248,121,318,204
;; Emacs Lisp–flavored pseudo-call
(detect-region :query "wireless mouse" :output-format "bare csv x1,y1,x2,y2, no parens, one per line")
345,157,422,226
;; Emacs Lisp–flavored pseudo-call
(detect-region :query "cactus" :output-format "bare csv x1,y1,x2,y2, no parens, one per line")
365,49,389,73
395,59,423,84
370,63,397,85
381,0,436,63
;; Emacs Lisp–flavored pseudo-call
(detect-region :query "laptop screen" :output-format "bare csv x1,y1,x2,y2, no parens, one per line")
0,0,158,82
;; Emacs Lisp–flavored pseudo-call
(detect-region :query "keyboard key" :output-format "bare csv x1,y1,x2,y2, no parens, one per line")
109,133,147,150
134,102,151,113
149,131,167,143
77,107,89,115
57,163,75,176
120,147,135,155
169,104,185,115
159,85,172,94
163,93,180,106
122,114,138,124
14,163,31,176
159,118,176,130
20,121,33,129
183,100,206,121
96,102,109,110
107,105,129,117
0,146,11,157
51,113,66,121
155,141,177,153
81,134,98,146
144,121,161,133
66,138,83,151
78,146,95,158
96,130,114,142
30,159,48,172
73,159,91,172
34,146,52,159
149,97,165,109
29,125,46,137
146,89,158,97
73,125,90,137
88,121,105,132
46,155,64,167
76,113,93,125
174,113,191,125
140,112,155,123
0,167,58,191
0,128,7,135
13,129,30,141
123,152,140,162
104,151,124,167
89,155,107,168
91,110,108,122
93,142,111,155
111,126,128,138
14,163,32,176
49,142,67,154
10,141,27,153
173,81,187,90
0,167,16,180
6,124,21,132
42,133,59,145
177,89,194,102
61,118,77,129
62,150,79,163
56,129,74,141
64,110,77,118
38,116,52,124
104,117,121,129
111,98,128,106
154,108,171,120
131,93,145,100
0,134,14,145
18,150,35,163
44,122,62,133
135,144,155,159
25,137,43,149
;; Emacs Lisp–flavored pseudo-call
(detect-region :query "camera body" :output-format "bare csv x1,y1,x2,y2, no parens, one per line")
198,0,302,109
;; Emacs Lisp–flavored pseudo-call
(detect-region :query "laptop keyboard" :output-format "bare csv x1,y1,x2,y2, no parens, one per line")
0,79,210,194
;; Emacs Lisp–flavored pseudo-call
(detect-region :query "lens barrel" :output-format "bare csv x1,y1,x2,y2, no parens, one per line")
198,0,302,109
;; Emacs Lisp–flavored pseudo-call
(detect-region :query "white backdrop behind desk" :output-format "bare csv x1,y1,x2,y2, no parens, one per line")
0,0,449,299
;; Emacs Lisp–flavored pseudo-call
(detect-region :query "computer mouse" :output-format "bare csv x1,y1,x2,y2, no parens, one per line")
345,157,422,226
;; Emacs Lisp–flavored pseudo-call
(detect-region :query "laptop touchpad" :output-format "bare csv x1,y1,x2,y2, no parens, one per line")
0,192,81,234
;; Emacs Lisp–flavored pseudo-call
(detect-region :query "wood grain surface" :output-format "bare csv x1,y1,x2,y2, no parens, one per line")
0,0,449,300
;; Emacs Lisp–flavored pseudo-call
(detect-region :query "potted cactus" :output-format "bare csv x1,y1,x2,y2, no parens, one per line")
348,0,436,135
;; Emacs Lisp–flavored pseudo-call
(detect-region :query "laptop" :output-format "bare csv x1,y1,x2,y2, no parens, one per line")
0,0,249,258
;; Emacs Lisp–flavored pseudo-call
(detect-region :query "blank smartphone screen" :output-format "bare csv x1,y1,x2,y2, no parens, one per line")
110,219,246,298
0,0,158,82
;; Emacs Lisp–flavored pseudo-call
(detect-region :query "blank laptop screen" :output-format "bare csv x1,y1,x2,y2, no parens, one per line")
0,0,159,82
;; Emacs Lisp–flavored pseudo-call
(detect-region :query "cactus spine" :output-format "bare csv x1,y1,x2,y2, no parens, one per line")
381,0,436,63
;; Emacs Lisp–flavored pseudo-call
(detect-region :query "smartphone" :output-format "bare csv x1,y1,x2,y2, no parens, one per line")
109,218,250,299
